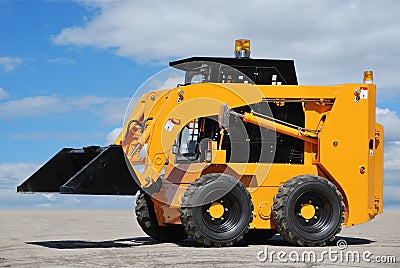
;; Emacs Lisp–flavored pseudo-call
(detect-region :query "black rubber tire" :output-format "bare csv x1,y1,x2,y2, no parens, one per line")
180,173,254,247
272,175,345,246
135,191,188,243
243,229,277,244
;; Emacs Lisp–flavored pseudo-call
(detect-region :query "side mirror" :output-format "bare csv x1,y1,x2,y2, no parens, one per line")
218,104,230,130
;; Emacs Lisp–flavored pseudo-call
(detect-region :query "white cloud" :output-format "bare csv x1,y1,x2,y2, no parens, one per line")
384,141,400,192
0,162,58,208
52,0,400,87
0,95,69,118
42,193,57,202
378,106,400,208
0,56,22,72
68,95,108,109
0,95,130,125
0,87,8,99
96,97,131,125
10,131,104,142
36,203,52,208
160,76,184,90
376,107,400,142
46,57,75,64
0,162,39,189
374,107,400,208
384,186,400,209
385,142,400,172
63,196,80,205
0,189,52,209
105,127,122,145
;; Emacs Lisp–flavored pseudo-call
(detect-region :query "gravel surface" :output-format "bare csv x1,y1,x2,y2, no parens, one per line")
0,210,398,267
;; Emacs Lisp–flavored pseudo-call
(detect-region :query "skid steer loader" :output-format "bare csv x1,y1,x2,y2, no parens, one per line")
18,39,383,247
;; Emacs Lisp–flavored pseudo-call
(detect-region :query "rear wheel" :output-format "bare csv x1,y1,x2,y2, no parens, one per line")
180,173,253,247
135,191,188,243
272,175,345,246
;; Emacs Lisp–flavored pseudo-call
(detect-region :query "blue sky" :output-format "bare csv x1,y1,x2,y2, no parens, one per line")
0,0,399,209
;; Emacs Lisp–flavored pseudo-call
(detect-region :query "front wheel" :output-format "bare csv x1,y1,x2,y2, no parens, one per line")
272,175,345,246
135,191,188,243
180,173,254,247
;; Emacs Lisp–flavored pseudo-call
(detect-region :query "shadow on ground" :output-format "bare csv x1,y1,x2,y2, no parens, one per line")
26,235,374,250
26,237,159,249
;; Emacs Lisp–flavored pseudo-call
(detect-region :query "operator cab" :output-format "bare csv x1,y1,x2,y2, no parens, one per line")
169,40,305,165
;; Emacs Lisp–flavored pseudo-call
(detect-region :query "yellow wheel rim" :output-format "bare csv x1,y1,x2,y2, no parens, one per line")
300,203,316,220
208,202,225,219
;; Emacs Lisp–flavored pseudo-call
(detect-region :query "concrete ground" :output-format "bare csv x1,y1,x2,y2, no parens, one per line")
0,210,398,267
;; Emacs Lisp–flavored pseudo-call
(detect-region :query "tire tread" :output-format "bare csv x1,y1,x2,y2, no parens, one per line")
272,175,345,247
180,173,253,247
135,191,188,243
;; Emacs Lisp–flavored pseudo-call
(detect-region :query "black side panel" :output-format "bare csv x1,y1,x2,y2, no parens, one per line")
17,146,102,193
169,56,298,85
60,145,140,195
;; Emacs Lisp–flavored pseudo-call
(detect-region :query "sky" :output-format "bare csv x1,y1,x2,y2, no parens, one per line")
0,0,399,210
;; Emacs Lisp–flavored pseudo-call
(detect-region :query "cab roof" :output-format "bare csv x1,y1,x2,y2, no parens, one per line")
169,57,298,85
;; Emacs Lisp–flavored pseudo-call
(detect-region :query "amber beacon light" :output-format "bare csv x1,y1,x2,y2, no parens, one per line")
363,70,374,84
235,39,251,58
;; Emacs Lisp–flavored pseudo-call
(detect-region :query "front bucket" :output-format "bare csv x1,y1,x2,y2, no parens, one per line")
17,145,140,195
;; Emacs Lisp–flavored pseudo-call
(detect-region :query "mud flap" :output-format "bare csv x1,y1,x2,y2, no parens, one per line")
17,145,140,195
